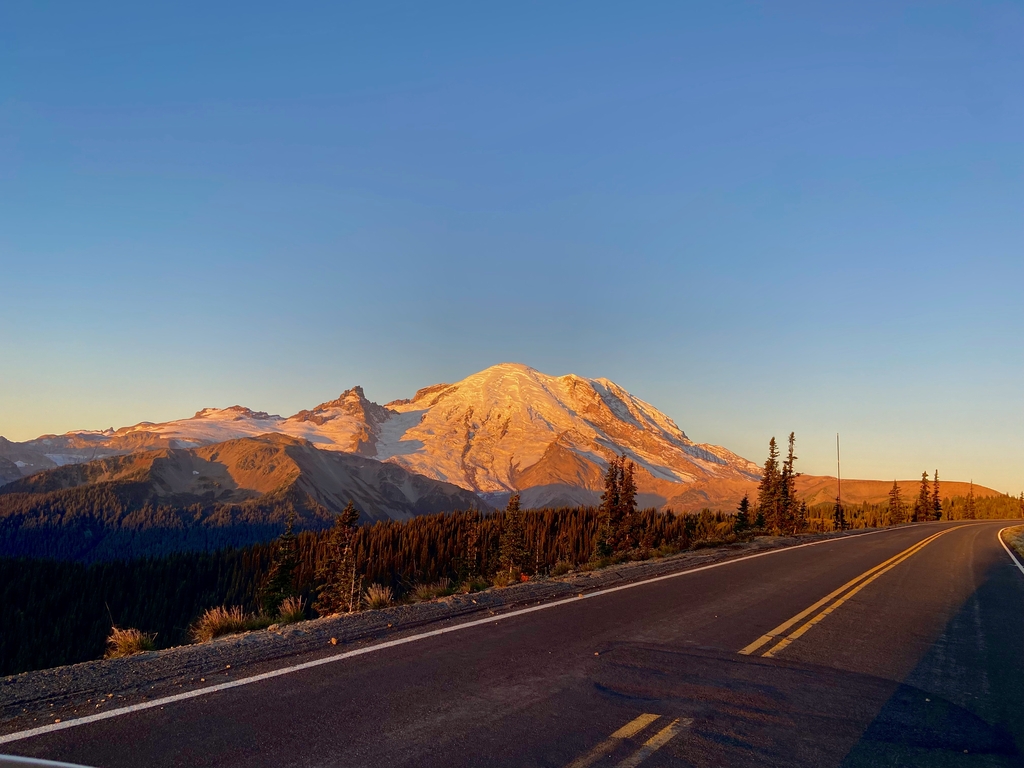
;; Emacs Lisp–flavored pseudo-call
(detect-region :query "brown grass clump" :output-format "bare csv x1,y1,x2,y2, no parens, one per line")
105,627,156,658
190,606,249,643
277,596,306,624
412,578,454,602
364,584,393,609
551,561,572,577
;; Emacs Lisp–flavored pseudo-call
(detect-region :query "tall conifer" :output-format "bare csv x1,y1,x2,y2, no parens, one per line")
913,472,931,523
734,494,750,533
314,501,360,615
931,471,942,520
887,480,905,525
261,510,299,615
499,493,528,573
757,438,782,533
615,458,638,551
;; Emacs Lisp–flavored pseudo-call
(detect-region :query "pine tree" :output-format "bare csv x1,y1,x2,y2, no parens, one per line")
833,499,846,531
614,458,638,551
965,481,976,520
779,432,800,533
313,501,360,616
913,472,931,523
498,493,528,574
753,505,766,530
887,480,905,525
931,471,942,520
260,510,299,615
1019,492,1024,519
756,437,782,533
595,459,620,557
734,494,750,533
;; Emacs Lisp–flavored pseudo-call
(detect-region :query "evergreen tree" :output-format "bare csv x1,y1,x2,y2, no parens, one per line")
965,481,976,520
460,510,482,580
1019,492,1023,519
756,437,782,533
779,432,800,533
833,499,846,531
887,480,905,525
260,511,299,615
931,471,942,520
753,505,766,530
734,494,750,533
313,501,360,616
614,458,638,551
595,459,620,557
796,501,808,532
498,493,529,573
913,471,931,523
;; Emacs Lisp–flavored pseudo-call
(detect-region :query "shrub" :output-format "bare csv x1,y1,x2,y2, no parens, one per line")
277,595,306,624
412,578,454,602
104,626,156,659
190,606,249,643
458,577,491,593
364,583,393,609
551,561,572,576
492,568,522,587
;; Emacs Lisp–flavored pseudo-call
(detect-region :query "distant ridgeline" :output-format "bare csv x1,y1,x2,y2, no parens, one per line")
2,492,1021,676
0,480,336,562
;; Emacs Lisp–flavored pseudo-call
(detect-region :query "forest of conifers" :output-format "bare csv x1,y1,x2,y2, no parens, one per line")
2,492,1020,676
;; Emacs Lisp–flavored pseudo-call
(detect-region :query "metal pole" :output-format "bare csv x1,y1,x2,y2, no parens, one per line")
836,433,842,530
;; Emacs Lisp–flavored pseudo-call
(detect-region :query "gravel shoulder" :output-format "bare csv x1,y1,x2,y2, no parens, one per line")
0,528,885,735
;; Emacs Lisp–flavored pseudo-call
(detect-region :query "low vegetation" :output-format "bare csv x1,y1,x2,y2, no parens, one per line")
1003,526,1024,560
104,626,156,658
190,606,251,643
364,584,394,609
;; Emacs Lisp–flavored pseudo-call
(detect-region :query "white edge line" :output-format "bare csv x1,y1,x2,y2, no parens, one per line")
0,523,961,746
998,526,1024,576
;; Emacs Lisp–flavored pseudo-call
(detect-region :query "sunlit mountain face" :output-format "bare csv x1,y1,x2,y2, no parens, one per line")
0,363,761,510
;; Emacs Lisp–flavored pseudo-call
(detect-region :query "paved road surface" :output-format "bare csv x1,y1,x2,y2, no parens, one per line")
3,520,1022,767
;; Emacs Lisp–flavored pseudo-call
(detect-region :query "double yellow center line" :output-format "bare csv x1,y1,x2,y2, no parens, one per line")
563,712,691,768
739,528,955,658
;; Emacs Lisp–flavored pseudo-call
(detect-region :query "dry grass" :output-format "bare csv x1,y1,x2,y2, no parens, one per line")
551,561,572,577
277,595,306,624
190,605,250,643
105,626,156,658
1003,525,1024,560
412,578,454,602
364,583,394,609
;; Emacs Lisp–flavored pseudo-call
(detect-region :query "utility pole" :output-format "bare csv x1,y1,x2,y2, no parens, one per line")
837,433,842,510
833,433,845,531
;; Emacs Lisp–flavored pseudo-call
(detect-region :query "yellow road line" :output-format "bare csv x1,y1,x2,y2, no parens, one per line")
615,718,690,768
563,713,660,768
740,528,952,657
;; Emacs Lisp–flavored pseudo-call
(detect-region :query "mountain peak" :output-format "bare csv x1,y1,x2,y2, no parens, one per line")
1,364,760,510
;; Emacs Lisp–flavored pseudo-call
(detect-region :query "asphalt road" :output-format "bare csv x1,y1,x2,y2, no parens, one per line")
4,520,1022,767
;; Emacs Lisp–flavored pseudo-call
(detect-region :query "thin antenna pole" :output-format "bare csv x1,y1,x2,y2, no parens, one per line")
836,433,842,510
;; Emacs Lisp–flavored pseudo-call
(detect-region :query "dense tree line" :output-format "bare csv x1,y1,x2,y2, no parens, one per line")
0,501,737,675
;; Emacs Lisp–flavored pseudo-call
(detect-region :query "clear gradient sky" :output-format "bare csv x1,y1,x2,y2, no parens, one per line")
1,2,1021,492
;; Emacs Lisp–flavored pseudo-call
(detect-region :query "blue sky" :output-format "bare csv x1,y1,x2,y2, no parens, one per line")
1,2,1021,492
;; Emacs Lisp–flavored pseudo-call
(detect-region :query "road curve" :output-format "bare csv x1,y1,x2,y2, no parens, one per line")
4,520,1022,767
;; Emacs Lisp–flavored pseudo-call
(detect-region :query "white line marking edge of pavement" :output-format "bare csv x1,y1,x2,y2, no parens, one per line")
998,526,1024,576
0,522,979,746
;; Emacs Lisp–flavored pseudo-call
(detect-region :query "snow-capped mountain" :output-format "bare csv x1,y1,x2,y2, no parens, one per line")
0,364,760,510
